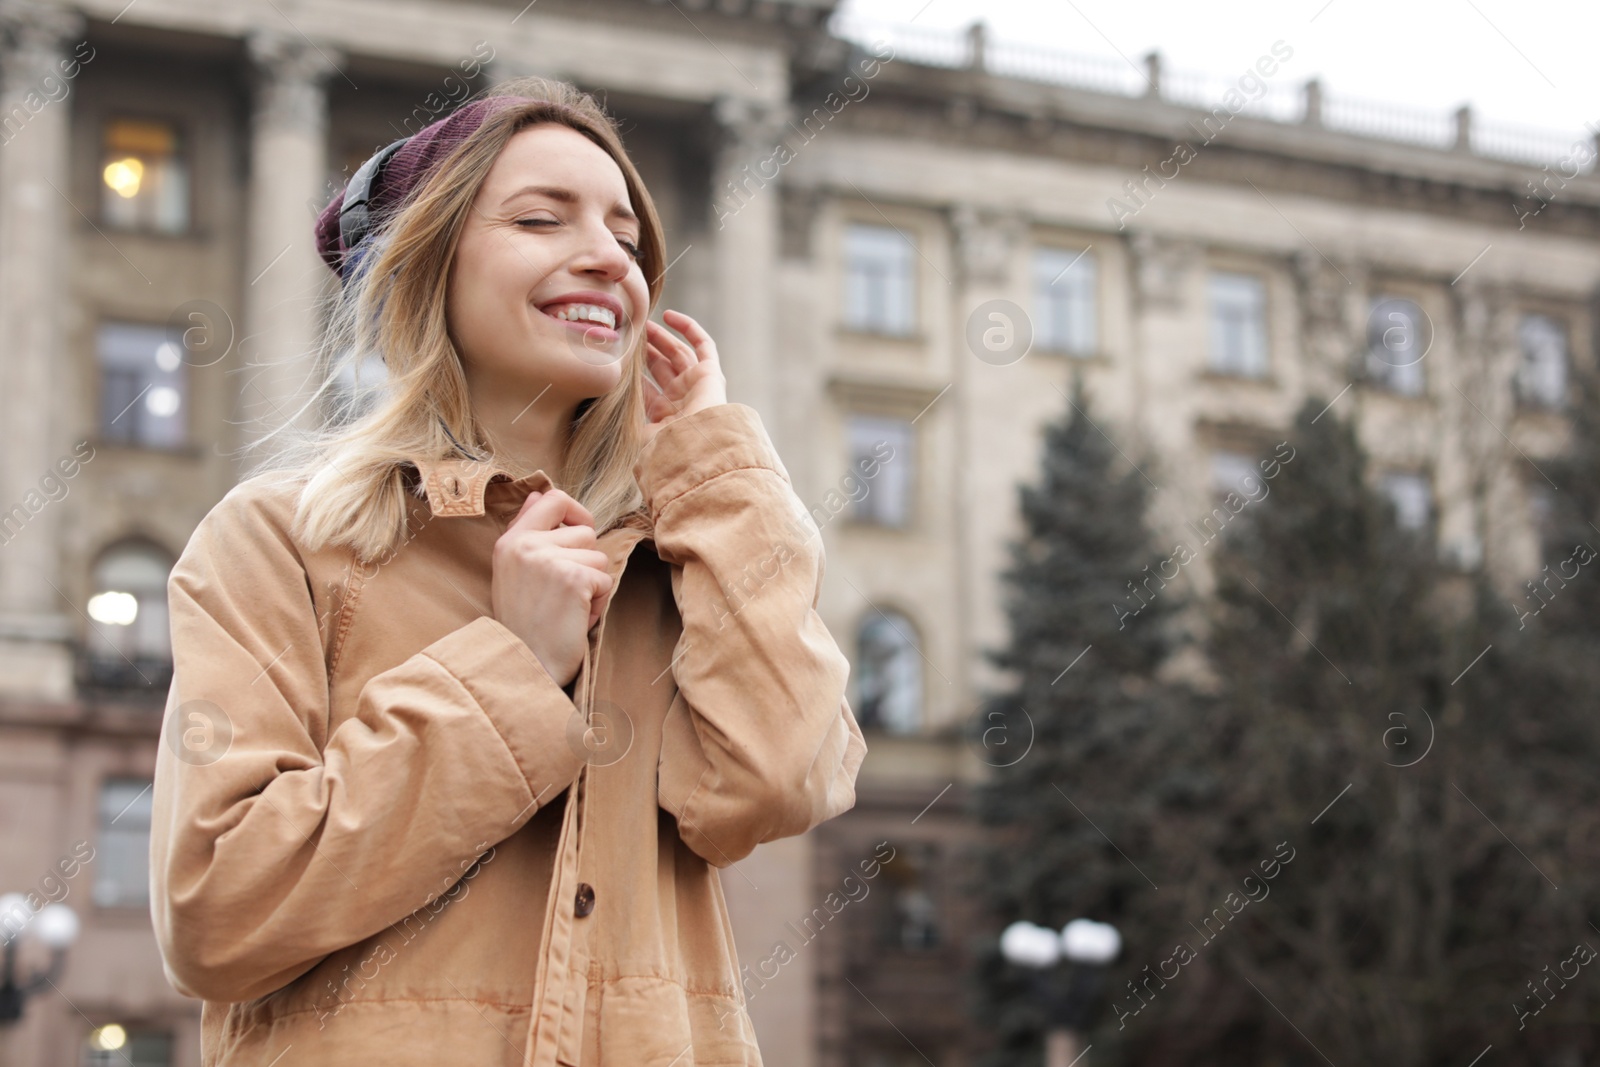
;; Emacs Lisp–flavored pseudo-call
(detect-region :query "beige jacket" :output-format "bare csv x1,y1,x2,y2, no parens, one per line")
150,402,867,1066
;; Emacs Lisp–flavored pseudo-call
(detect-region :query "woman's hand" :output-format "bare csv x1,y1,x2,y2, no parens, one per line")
491,489,614,688
642,309,728,447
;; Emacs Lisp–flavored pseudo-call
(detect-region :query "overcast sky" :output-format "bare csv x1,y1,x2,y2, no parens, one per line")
835,0,1596,138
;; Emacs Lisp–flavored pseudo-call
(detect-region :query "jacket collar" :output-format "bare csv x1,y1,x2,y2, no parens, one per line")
410,453,554,519
408,453,654,538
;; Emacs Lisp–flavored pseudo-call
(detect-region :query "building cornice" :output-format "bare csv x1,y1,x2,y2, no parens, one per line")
800,35,1600,234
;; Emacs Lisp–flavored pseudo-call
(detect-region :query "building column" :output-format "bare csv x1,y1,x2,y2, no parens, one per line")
708,94,788,424
242,31,336,457
1445,278,1509,577
949,202,1023,707
0,3,85,701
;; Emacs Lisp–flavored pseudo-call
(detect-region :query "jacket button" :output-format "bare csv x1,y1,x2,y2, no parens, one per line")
574,882,596,917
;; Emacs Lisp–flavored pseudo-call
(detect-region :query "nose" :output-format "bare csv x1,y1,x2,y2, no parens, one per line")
571,215,633,284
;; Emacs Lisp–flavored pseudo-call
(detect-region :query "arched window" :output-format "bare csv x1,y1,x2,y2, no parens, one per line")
877,841,941,952
855,610,922,734
85,541,173,688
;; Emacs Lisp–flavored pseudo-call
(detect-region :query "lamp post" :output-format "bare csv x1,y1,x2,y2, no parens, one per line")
1000,917,1121,1067
0,893,80,1025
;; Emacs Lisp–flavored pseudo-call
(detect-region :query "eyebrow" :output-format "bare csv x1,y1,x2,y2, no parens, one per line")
500,184,639,225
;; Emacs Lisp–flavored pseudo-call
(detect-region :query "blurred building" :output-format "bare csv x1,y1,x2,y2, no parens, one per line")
0,0,1595,1064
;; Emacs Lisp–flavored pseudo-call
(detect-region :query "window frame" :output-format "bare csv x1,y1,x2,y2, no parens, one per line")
1515,311,1570,411
843,412,916,530
1364,293,1431,398
82,1024,176,1067
97,113,193,236
93,776,155,911
95,318,191,451
1206,270,1271,379
84,539,176,692
853,607,924,736
1378,469,1434,533
841,221,919,338
1032,245,1099,357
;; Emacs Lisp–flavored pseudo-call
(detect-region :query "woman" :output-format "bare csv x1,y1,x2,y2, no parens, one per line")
150,78,867,1066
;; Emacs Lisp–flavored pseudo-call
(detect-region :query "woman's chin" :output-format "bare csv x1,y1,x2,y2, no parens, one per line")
544,354,626,399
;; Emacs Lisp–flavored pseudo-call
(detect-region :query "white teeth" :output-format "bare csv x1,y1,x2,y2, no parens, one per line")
549,303,617,330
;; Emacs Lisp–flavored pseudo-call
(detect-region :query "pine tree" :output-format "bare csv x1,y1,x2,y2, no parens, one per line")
1458,365,1600,1063
970,385,1600,1067
967,377,1191,1066
1134,397,1598,1065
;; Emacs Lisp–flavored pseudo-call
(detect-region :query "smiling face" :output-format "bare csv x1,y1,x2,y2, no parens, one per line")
446,122,650,410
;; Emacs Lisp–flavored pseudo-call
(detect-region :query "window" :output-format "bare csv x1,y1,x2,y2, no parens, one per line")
1528,483,1555,534
1207,272,1268,377
84,1026,173,1067
847,415,914,527
879,842,940,951
1034,247,1097,355
1517,313,1568,408
100,118,188,233
94,778,153,908
855,611,922,734
1209,450,1260,498
1367,296,1427,396
1528,482,1557,561
1381,471,1432,531
86,542,174,688
844,223,915,335
98,322,188,448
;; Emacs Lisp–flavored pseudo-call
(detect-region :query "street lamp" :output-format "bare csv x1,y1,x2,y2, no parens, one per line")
1000,917,1121,1067
0,893,80,1024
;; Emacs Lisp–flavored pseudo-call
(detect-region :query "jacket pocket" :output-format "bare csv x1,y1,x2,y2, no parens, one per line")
594,976,694,1067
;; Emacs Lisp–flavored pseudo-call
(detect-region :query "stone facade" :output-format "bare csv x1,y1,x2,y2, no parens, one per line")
0,1,1594,1065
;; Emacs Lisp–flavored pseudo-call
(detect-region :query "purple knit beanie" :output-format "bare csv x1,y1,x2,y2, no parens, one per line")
313,95,532,279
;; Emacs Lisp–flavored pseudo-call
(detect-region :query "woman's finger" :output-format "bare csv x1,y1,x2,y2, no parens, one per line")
660,310,718,366
645,320,693,372
644,346,680,393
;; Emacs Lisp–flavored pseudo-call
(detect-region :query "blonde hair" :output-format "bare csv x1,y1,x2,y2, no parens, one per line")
249,77,667,562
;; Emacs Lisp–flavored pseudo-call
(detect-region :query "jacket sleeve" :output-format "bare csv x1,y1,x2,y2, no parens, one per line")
635,403,867,867
150,481,585,1004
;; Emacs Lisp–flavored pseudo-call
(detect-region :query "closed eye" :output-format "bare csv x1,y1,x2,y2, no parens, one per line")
515,218,643,263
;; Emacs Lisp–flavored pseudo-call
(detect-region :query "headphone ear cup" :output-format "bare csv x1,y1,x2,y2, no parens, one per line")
338,200,370,257
338,136,411,267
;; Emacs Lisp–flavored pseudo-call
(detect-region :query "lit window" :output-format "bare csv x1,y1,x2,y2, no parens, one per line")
1381,471,1432,531
1367,296,1427,396
100,118,188,233
94,778,153,908
846,415,913,528
844,223,915,335
83,1026,173,1067
87,542,173,689
856,611,922,735
1034,247,1097,355
1517,314,1568,409
98,321,187,449
1208,272,1268,377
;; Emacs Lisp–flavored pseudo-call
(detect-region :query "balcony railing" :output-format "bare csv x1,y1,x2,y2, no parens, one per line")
830,13,1596,172
78,651,173,697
